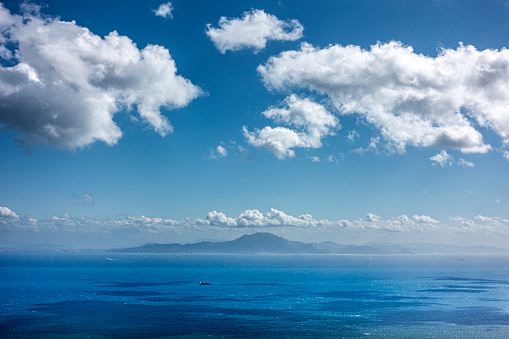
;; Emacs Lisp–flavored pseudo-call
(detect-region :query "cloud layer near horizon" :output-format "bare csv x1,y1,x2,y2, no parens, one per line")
2,205,508,237
206,9,303,53
0,4,200,151
256,41,509,156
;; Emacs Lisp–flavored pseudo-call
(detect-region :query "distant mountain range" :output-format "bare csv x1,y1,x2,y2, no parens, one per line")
114,232,325,254
113,232,509,255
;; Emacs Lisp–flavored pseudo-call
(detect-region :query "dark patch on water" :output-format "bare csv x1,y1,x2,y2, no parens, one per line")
314,290,382,299
237,282,290,286
479,297,509,302
198,296,255,303
13,299,361,338
441,284,497,289
138,297,176,302
420,276,509,294
97,280,192,288
176,295,208,301
380,295,432,301
419,288,487,293
434,277,509,285
94,290,167,297
142,295,272,305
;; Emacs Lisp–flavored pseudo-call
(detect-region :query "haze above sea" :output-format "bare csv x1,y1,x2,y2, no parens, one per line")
1,253,509,338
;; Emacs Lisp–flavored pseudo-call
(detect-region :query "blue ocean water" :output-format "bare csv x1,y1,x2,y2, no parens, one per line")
1,253,509,338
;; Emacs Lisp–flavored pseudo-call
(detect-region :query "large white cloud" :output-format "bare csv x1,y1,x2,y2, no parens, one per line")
0,4,201,151
235,208,325,227
244,95,338,158
258,41,509,154
206,9,303,54
205,210,237,227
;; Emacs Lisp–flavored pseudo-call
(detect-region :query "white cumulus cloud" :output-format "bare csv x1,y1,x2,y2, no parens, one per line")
206,211,237,227
451,215,509,233
350,213,440,232
429,151,475,168
0,206,19,219
208,144,228,159
258,41,509,154
206,9,303,53
244,95,338,158
153,2,173,19
216,145,227,157
430,150,454,167
0,4,201,151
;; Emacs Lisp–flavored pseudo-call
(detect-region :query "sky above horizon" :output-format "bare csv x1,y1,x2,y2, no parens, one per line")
1,0,509,248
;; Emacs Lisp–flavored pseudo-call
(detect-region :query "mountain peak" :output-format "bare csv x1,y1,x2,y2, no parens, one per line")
236,232,283,241
115,232,324,254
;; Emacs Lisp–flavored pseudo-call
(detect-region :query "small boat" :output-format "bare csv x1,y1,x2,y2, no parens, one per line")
200,282,212,285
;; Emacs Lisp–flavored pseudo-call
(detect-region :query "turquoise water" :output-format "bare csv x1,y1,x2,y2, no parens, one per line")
1,253,509,338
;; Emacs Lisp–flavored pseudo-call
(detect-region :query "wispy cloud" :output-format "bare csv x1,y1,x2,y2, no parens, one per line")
206,9,303,53
353,136,380,155
236,145,252,162
153,2,173,19
71,193,95,206
457,158,475,168
346,130,359,143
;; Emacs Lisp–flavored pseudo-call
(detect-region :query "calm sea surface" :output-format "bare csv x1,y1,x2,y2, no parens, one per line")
1,253,509,338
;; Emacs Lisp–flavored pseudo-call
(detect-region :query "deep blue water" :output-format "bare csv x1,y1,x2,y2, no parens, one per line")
1,253,509,338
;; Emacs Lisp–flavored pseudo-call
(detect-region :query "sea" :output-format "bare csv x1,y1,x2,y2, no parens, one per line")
1,252,509,338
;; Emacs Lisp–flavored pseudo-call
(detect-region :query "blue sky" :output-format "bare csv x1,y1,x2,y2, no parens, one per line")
1,0,509,247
